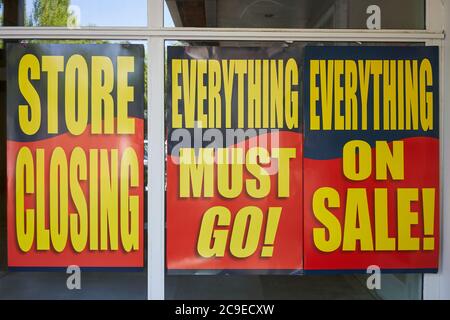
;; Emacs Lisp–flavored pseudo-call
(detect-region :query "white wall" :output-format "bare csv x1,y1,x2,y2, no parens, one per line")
424,0,450,300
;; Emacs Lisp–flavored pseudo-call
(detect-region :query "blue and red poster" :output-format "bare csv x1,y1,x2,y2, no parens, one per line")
303,46,440,272
7,44,145,267
8,44,438,272
166,45,439,273
166,46,303,272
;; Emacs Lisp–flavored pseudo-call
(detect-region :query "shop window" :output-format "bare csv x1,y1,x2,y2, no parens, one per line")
0,39,148,299
163,40,425,300
1,0,147,27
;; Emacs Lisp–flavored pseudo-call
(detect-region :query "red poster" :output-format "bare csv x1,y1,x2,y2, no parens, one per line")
166,47,303,272
303,46,440,272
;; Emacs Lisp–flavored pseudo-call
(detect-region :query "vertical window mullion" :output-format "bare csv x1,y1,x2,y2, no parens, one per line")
147,0,165,301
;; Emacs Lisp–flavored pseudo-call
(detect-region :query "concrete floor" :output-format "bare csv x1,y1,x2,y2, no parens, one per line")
0,271,377,300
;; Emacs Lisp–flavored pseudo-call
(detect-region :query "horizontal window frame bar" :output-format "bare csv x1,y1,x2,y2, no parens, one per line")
0,27,444,42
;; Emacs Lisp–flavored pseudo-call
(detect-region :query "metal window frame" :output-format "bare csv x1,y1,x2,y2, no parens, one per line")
0,27,444,41
0,0,446,301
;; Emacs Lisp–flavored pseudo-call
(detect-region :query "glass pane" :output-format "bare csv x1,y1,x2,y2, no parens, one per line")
1,0,147,27
164,0,425,29
164,40,425,300
0,1,4,26
0,39,148,299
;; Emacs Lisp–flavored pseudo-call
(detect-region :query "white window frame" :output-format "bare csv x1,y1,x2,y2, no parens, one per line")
0,0,446,300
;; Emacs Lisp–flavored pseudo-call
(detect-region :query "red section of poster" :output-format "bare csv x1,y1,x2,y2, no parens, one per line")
7,120,145,267
167,131,303,270
304,137,439,271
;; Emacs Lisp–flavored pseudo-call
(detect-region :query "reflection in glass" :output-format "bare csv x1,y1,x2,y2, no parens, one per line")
1,0,147,27
0,1,3,26
164,0,425,29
